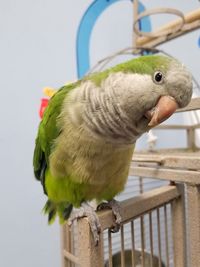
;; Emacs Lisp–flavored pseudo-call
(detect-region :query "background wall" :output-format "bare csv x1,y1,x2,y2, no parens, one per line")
0,1,199,266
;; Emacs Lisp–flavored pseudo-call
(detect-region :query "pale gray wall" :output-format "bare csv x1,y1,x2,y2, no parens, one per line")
0,1,199,267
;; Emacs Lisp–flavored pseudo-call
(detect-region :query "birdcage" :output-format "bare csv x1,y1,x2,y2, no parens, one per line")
60,3,200,267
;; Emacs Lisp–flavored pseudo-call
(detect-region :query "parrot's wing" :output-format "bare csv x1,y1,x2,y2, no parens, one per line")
33,82,78,190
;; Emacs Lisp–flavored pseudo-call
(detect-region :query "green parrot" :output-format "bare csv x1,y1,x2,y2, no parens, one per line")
33,55,192,243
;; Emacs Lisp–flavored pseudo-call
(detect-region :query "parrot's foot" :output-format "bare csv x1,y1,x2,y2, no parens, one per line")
68,202,101,245
97,199,122,232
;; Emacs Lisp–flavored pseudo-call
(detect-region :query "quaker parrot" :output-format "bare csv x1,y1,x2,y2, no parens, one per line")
33,55,192,244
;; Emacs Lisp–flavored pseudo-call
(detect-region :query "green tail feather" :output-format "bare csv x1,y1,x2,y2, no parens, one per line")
43,200,73,224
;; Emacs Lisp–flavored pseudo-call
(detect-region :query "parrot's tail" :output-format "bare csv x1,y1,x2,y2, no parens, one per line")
43,200,73,224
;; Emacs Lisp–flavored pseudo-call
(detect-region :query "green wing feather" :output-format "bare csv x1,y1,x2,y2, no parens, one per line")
33,82,79,223
33,82,79,188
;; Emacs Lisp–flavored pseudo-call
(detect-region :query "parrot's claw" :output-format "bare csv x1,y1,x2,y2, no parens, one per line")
68,202,101,246
97,199,122,232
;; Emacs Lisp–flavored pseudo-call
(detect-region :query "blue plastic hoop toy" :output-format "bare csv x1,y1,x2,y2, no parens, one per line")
76,0,151,79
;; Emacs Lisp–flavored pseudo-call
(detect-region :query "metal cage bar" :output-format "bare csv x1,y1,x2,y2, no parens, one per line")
131,221,136,267
171,184,187,267
186,184,200,267
164,205,170,267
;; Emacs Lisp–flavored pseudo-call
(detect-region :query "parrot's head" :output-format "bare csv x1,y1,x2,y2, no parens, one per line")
88,55,192,144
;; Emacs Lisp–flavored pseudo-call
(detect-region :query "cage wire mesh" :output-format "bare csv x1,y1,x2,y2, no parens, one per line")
63,200,174,267
102,176,172,267
104,203,173,267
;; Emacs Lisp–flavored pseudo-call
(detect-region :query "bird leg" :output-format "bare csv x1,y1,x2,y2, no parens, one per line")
68,202,101,245
97,199,122,232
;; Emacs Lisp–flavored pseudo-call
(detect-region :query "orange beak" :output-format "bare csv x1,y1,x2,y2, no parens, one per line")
145,95,178,127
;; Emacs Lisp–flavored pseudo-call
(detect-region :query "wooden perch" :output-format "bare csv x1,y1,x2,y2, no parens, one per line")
134,8,200,48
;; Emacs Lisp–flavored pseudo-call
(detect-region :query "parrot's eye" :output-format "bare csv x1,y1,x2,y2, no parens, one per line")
153,71,164,84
